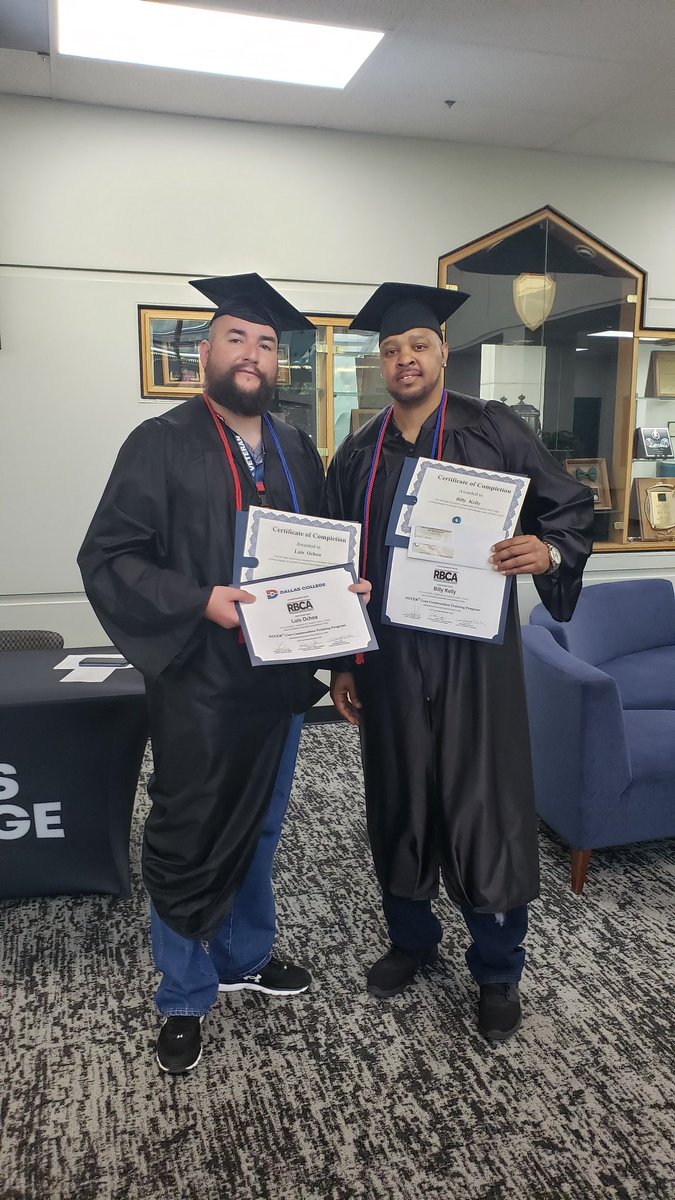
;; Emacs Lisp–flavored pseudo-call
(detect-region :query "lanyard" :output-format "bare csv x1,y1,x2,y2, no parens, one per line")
360,390,449,577
231,430,263,478
202,394,300,514
355,390,449,664
231,430,266,502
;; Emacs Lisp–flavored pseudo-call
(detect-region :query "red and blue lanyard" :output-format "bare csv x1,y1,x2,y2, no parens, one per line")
355,390,449,664
360,389,449,581
203,393,300,515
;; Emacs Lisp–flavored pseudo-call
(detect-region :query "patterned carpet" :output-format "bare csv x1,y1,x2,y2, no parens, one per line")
2,723,674,1200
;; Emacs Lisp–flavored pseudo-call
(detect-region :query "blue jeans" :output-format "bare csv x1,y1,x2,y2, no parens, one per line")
151,714,304,1017
382,892,528,985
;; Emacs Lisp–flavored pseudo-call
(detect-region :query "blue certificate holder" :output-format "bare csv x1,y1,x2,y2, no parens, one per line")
233,508,361,585
381,457,530,645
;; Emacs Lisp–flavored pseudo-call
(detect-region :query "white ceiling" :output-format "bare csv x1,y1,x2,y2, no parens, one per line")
2,0,675,162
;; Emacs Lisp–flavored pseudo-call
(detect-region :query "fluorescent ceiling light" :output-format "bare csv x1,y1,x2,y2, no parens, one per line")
587,330,633,339
57,0,384,88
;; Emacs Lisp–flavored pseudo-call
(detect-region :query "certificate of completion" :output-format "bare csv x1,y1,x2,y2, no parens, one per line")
383,458,530,643
237,565,378,666
234,508,360,584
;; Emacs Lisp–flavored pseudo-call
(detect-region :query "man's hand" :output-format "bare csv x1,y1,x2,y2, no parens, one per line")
349,577,372,604
489,535,551,576
205,585,256,629
330,670,363,726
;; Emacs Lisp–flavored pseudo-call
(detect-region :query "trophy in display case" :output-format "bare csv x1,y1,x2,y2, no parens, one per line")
508,395,542,438
634,427,674,460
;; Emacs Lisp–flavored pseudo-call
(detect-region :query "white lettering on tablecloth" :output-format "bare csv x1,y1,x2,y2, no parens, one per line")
0,764,64,839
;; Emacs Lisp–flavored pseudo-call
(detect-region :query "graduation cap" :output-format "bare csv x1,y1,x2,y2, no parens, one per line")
189,272,315,337
350,281,470,342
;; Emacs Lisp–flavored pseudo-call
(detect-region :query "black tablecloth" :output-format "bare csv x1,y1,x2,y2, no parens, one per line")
0,648,148,899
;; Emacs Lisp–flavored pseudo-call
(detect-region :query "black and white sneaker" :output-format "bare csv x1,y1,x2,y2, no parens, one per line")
156,1016,203,1074
218,956,311,995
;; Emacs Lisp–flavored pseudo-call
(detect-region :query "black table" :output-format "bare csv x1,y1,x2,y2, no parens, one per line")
0,648,148,899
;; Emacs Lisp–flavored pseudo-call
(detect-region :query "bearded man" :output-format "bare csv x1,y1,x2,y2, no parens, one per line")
78,274,327,1074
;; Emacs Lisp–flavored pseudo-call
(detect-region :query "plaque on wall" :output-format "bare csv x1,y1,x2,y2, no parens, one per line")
632,477,675,540
634,426,673,459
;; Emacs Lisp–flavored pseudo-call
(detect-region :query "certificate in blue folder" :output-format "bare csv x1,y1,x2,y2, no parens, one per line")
381,457,529,644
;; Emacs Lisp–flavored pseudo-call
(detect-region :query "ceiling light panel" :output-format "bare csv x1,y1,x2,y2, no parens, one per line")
57,0,384,88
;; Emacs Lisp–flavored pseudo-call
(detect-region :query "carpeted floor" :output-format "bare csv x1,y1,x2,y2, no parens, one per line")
2,723,674,1200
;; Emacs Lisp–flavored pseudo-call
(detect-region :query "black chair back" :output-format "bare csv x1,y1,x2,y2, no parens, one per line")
0,630,65,652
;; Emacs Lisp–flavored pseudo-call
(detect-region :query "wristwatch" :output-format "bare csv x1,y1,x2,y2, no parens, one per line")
543,542,562,573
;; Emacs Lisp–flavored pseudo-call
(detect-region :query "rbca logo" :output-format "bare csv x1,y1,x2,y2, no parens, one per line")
266,589,279,599
287,599,313,613
434,568,458,582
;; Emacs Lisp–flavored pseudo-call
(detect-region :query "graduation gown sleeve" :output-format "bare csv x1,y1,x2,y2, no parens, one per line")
485,402,595,622
78,418,212,681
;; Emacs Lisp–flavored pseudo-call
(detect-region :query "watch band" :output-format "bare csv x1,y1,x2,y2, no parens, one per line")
543,541,562,573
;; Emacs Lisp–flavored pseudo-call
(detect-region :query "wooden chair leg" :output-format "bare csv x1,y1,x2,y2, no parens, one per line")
571,849,592,894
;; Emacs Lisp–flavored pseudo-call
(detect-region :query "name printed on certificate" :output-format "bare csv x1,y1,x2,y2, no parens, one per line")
234,508,361,584
237,565,378,667
383,458,530,644
384,547,511,642
390,457,529,566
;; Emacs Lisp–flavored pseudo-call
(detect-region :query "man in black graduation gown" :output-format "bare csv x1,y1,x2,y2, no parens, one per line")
79,274,330,1074
326,282,594,1042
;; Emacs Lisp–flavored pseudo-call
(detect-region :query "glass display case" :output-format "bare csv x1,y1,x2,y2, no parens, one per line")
629,333,675,543
268,322,323,452
275,317,390,464
436,206,675,550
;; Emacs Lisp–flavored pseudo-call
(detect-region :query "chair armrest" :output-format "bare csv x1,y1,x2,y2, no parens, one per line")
521,625,631,847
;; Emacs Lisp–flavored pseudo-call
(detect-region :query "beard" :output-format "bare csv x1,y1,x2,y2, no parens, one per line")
206,364,275,416
386,374,442,407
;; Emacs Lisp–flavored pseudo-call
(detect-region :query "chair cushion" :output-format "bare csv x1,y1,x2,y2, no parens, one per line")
600,647,675,709
530,579,675,666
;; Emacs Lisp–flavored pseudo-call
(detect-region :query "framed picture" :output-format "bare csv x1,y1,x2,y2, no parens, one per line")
563,457,611,510
138,306,211,399
634,426,673,459
648,350,675,398
276,343,292,387
632,477,675,540
350,407,386,433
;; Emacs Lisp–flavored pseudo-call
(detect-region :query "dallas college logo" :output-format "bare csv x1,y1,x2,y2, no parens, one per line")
0,764,64,840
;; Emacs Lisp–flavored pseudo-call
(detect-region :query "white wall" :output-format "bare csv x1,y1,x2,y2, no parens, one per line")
2,94,675,643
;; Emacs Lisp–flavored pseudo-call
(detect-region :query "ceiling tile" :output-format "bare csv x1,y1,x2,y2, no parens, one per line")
349,34,641,118
402,0,675,67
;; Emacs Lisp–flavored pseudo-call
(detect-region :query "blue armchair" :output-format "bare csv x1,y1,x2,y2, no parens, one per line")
522,579,675,893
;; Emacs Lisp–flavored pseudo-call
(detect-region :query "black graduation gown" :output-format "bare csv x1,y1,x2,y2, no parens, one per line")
326,392,594,913
78,396,325,938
